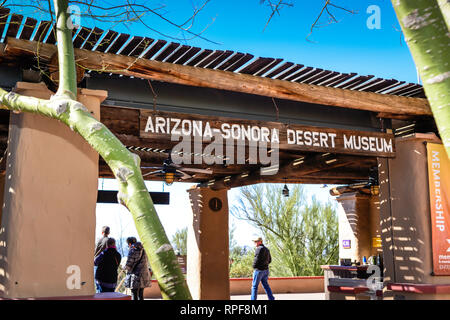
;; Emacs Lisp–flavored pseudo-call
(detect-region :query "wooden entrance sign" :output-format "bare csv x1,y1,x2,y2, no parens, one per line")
139,110,395,158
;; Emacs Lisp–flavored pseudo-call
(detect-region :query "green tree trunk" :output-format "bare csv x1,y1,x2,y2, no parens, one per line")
391,0,450,158
0,0,192,300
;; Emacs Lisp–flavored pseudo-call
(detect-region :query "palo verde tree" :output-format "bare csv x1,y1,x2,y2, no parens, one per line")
260,0,450,158
0,0,212,300
231,184,339,276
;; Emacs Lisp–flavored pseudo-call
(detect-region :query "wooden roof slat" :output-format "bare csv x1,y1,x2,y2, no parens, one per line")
197,50,224,68
284,66,313,81
106,33,130,54
266,62,294,78
253,58,283,76
165,45,191,63
206,50,234,69
379,82,410,95
275,64,304,80
18,17,37,40
5,14,23,39
239,57,275,75
375,81,405,94
128,37,154,57
82,27,104,51
32,20,51,42
95,30,118,53
72,27,92,48
119,36,143,56
387,83,420,96
225,53,254,72
321,73,357,87
302,70,332,84
0,7,10,39
341,75,375,90
403,87,425,97
45,24,56,44
296,68,323,83
175,46,202,65
353,77,384,91
335,75,365,89
363,79,398,93
307,70,336,85
185,49,213,66
215,52,244,70
154,42,180,61
310,71,340,85
142,39,167,59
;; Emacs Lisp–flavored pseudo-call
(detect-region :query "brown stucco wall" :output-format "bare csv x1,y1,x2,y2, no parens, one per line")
0,82,106,298
379,134,450,299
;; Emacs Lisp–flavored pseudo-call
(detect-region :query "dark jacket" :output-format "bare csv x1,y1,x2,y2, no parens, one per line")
253,244,272,270
94,247,121,284
124,242,152,289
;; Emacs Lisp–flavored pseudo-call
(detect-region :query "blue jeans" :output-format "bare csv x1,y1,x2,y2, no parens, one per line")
251,269,275,300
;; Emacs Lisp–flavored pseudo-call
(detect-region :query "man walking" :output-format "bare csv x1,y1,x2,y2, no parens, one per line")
251,237,275,300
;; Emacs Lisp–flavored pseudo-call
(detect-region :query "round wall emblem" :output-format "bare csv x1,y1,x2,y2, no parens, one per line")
208,197,222,212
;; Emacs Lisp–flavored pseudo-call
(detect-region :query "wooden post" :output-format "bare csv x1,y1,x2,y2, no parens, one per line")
186,186,230,300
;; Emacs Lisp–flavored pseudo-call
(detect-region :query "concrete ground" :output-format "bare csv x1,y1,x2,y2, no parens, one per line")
146,292,325,300
230,292,325,300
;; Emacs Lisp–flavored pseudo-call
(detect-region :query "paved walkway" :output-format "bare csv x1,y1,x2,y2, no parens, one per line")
146,292,325,300
230,293,325,300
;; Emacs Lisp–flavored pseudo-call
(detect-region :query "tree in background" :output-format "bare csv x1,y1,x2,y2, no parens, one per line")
171,227,187,256
231,184,338,276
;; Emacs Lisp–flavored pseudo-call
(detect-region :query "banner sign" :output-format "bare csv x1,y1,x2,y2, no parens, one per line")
427,143,450,275
139,110,395,158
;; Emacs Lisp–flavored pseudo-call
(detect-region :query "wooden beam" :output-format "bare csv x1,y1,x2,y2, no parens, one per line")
4,38,432,116
206,153,371,190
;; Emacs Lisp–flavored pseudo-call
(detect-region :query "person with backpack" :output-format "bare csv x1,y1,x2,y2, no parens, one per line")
124,237,152,300
251,237,275,300
94,237,122,293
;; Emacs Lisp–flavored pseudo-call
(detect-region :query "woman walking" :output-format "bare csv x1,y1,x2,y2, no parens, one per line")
124,237,152,300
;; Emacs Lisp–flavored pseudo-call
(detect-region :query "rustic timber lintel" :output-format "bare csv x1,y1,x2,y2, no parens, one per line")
3,38,432,117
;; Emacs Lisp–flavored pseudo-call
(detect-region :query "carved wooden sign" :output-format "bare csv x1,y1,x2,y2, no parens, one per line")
139,110,395,158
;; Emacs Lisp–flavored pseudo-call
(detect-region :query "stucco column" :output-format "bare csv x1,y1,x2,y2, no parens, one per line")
337,192,372,263
378,133,449,299
0,82,106,298
186,186,230,300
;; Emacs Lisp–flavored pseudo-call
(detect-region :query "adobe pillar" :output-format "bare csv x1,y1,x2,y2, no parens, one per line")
378,133,450,299
337,191,381,263
0,82,106,298
186,186,230,300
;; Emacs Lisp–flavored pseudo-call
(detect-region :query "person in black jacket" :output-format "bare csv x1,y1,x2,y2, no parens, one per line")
251,237,275,300
94,237,122,293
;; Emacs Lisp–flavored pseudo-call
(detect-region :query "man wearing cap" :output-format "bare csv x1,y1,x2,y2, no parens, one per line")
251,237,275,300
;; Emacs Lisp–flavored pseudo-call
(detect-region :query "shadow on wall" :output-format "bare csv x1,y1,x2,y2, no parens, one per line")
0,226,6,297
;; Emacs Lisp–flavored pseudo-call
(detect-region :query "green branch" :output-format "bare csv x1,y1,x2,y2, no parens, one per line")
391,0,450,158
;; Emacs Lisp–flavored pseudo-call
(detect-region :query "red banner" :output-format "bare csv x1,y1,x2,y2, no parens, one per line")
427,143,450,275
